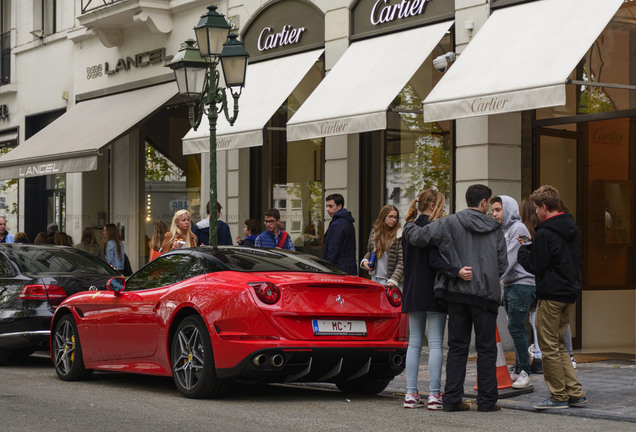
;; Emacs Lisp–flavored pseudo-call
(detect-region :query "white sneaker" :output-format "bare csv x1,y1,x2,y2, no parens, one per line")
510,367,520,382
428,393,443,410
512,371,533,389
404,391,426,409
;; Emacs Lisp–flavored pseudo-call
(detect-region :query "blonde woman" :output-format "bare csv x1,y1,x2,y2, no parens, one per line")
103,224,125,271
162,210,198,253
360,205,403,288
401,189,471,409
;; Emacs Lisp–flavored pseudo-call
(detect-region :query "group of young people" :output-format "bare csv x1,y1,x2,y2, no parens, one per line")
396,184,585,412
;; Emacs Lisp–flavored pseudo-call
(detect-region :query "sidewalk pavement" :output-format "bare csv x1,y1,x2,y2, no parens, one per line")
383,349,636,423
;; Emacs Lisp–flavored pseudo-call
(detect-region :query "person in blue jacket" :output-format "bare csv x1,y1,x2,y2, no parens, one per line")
322,193,357,275
254,209,294,250
193,201,232,246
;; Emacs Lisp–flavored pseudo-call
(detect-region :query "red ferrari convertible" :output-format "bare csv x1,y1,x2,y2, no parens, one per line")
51,247,407,398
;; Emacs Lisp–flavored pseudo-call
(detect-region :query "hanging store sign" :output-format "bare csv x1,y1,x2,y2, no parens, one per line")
257,25,306,51
351,0,453,38
86,48,166,80
242,0,324,62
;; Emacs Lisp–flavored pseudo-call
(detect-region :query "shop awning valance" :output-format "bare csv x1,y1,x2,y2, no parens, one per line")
0,82,177,180
181,49,324,155
422,0,624,123
286,21,453,142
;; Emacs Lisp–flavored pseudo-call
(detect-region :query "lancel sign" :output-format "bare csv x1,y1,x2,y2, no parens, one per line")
19,163,60,177
257,25,306,51
86,48,166,80
370,0,433,25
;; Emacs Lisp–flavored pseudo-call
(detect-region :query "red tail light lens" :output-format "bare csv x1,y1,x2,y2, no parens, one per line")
249,282,281,305
18,284,67,306
386,286,402,307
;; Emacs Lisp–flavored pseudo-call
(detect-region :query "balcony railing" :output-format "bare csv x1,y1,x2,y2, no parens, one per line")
0,30,10,85
81,0,126,15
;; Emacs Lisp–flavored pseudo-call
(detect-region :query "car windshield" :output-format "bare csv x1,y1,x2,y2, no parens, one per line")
3,246,119,275
205,247,347,274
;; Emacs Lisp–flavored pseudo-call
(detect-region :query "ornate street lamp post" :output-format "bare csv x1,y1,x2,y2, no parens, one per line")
167,5,248,247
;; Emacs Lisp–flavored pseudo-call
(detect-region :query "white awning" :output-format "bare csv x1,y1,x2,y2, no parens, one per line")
286,21,453,142
182,49,324,154
0,82,177,180
422,0,624,123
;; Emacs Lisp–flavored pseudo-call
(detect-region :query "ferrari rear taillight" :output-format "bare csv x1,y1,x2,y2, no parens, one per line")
18,284,67,306
386,286,402,307
249,282,281,304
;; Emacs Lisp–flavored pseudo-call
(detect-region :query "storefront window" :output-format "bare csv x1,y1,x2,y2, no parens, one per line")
46,174,65,232
143,141,200,258
386,33,454,221
267,57,324,256
0,145,18,230
538,2,636,120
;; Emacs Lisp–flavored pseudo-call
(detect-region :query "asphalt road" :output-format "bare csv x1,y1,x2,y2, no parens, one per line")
2,353,635,432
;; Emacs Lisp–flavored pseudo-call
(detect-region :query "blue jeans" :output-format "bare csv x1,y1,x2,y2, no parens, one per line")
504,284,535,374
405,311,447,395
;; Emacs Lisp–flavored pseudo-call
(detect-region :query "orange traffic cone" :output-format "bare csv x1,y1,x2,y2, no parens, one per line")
474,326,514,390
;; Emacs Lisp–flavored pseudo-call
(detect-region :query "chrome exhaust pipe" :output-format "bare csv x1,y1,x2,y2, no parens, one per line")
391,354,404,367
252,354,268,367
269,354,284,368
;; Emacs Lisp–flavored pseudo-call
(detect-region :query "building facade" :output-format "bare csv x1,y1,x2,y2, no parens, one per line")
0,0,633,354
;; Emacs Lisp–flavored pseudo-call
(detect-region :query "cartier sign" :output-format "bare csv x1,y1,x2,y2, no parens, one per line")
257,25,306,51
370,0,433,25
470,96,510,114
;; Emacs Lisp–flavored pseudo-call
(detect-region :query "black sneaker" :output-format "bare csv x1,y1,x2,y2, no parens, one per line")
569,396,587,407
443,402,470,412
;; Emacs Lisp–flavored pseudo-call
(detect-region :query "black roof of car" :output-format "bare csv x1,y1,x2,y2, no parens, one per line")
160,246,347,275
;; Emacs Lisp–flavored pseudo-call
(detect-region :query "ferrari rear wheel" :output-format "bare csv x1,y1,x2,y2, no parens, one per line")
171,315,230,399
53,315,93,381
336,375,392,395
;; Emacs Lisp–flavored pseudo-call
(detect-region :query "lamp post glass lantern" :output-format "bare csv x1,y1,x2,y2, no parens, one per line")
167,4,248,247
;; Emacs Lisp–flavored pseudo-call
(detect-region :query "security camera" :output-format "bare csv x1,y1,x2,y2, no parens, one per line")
433,52,456,73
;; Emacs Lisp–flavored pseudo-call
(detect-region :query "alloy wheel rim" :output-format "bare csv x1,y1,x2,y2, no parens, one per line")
173,324,205,390
54,320,76,375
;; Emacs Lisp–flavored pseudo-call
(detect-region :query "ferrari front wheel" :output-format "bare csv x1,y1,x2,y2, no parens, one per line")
52,315,92,381
171,315,229,399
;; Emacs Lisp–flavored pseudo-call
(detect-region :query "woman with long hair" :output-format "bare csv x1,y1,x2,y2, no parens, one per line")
148,220,169,261
520,197,541,238
360,205,403,288
75,227,104,258
103,224,125,271
401,189,472,409
162,209,198,252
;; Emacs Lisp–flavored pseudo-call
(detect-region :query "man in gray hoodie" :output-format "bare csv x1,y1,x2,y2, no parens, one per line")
491,195,536,390
404,184,507,412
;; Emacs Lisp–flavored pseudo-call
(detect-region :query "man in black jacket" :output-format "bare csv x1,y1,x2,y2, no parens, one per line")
322,193,357,275
517,185,586,410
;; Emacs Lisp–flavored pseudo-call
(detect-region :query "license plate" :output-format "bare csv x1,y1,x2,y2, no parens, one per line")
312,319,367,336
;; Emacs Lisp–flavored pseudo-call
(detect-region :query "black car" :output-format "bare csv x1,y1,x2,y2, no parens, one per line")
0,243,121,364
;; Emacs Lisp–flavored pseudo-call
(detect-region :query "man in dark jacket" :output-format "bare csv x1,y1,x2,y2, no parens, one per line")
517,185,586,410
193,201,232,246
322,194,357,275
404,184,508,412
